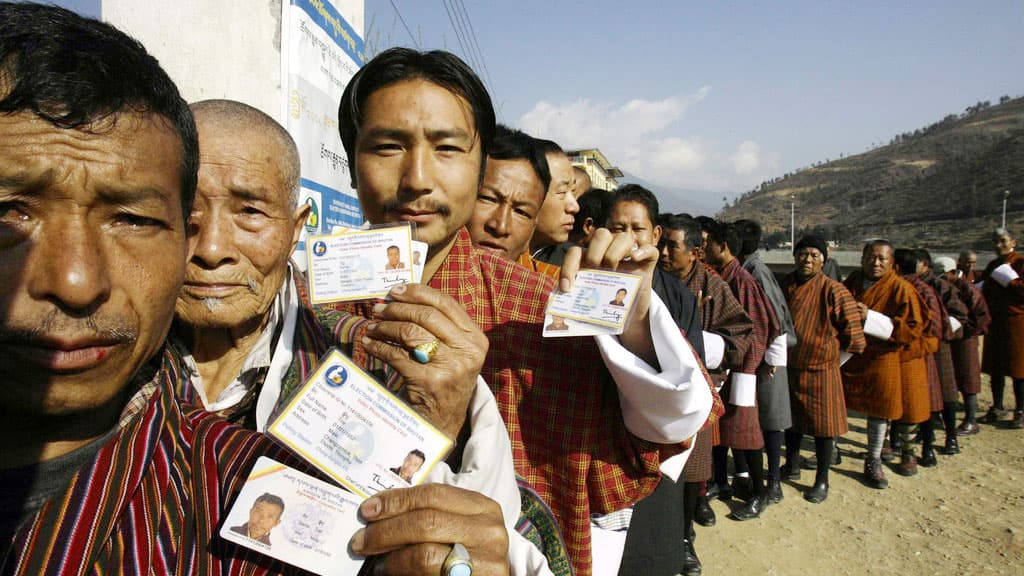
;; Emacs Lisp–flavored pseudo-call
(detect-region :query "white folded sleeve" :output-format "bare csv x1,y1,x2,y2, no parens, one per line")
729,372,757,406
702,331,726,370
424,378,554,576
764,333,789,367
992,263,1019,287
863,309,894,340
595,291,713,445
949,316,963,334
659,440,696,482
839,351,854,366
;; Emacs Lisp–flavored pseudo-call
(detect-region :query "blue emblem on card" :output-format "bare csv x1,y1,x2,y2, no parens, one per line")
323,364,348,387
312,240,327,256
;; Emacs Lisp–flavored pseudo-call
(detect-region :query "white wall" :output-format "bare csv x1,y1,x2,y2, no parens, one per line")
103,1,364,123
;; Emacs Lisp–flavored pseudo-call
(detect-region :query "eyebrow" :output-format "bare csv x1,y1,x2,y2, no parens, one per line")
362,127,473,142
0,170,173,206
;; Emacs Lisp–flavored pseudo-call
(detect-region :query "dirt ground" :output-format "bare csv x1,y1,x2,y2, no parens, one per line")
696,376,1024,576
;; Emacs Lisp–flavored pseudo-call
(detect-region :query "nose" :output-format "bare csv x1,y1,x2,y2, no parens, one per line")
566,191,580,215
399,146,435,196
28,218,111,313
485,204,512,238
188,208,237,269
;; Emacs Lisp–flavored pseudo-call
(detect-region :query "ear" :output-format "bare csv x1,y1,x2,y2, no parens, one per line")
290,201,312,256
652,224,662,245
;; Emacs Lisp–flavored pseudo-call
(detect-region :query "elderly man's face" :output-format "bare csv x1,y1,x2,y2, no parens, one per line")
994,233,1016,257
353,79,481,252
532,151,579,248
468,157,545,260
659,228,697,277
176,119,306,333
794,246,825,279
247,501,283,539
862,244,894,280
0,111,185,416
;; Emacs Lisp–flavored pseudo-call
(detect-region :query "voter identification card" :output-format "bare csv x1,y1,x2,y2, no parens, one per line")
306,224,416,303
543,269,642,337
268,349,452,498
220,457,364,576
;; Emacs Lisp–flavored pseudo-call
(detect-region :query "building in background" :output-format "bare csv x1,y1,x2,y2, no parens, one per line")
567,148,623,191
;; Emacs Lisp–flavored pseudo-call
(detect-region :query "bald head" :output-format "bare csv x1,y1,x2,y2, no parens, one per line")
573,166,591,196
190,99,301,206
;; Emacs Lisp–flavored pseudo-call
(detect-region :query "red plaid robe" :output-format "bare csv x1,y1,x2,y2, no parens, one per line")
341,229,713,575
906,274,944,413
949,275,990,394
717,258,778,449
981,251,1024,378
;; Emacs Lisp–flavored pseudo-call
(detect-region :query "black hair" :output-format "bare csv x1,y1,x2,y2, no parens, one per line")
705,220,742,255
609,184,660,227
659,213,703,250
0,2,198,219
254,493,285,512
338,47,495,187
914,248,932,267
863,238,895,256
894,248,918,275
572,188,613,238
490,124,551,195
408,449,426,461
694,215,717,233
534,138,564,156
734,219,763,258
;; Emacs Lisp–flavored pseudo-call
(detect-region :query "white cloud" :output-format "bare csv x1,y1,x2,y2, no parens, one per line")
517,86,774,194
733,140,761,175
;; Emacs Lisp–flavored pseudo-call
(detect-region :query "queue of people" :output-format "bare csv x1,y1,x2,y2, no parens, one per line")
0,5,1019,576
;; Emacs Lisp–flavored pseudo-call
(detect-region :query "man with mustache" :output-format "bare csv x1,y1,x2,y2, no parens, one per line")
0,6,521,575
173,99,551,574
335,47,714,576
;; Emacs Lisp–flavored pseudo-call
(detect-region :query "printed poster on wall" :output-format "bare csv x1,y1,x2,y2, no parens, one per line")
281,0,365,270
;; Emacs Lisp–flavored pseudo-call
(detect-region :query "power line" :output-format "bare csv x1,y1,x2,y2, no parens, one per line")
389,0,420,49
440,0,474,69
452,0,493,90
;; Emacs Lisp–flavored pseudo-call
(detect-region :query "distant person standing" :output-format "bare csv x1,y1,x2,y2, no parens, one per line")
958,249,982,283
980,228,1024,429
933,257,991,442
781,235,866,503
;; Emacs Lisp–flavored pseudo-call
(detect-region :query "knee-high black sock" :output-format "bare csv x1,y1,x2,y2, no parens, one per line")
1014,379,1024,412
992,374,1006,410
965,393,979,423
921,415,936,449
784,429,802,466
942,402,957,436
813,437,833,484
744,449,765,497
712,446,728,488
682,481,699,542
732,447,749,475
763,430,782,482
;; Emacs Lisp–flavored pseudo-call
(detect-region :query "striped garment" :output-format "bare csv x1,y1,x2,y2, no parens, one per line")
782,272,866,436
842,270,929,421
339,228,711,576
680,261,753,474
1,348,307,576
905,275,943,416
981,251,1024,378
948,275,990,394
717,258,778,450
517,250,563,280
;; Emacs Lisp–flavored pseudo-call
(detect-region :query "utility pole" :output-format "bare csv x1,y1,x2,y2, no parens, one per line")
1003,190,1010,228
790,195,796,247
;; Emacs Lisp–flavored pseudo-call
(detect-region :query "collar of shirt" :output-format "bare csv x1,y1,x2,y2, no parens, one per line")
181,275,290,412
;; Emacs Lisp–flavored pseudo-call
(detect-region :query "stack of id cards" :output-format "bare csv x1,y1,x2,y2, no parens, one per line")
220,349,452,575
543,269,643,337
305,223,427,303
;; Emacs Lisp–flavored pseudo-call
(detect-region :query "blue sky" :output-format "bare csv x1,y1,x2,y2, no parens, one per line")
367,0,1023,206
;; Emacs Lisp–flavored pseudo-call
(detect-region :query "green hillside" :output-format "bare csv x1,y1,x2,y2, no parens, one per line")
718,96,1024,251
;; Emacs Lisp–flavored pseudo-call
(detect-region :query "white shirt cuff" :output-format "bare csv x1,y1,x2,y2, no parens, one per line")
840,351,854,366
764,333,788,367
702,331,725,370
423,378,554,576
730,372,757,406
863,309,894,340
659,441,695,482
595,291,713,444
949,316,962,334
992,263,1019,287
